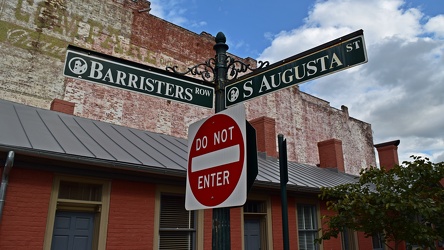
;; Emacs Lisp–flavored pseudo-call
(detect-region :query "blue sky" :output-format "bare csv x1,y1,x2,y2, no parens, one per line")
148,0,444,165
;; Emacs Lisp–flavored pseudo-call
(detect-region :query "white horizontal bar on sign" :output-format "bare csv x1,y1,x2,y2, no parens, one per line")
191,145,240,172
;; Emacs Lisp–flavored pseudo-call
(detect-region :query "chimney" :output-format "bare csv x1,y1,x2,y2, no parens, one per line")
374,140,400,171
317,139,345,172
249,116,277,158
50,99,75,115
341,105,349,120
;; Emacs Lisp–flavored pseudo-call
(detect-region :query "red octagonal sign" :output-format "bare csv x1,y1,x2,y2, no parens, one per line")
186,104,247,210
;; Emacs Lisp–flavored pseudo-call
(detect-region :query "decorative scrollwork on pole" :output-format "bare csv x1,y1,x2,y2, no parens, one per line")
226,56,270,81
166,56,269,83
166,58,216,83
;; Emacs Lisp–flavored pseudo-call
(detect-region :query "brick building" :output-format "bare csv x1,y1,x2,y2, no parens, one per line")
0,0,375,173
0,0,398,249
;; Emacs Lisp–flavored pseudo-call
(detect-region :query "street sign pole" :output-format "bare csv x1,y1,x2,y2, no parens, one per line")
278,134,289,250
172,31,263,250
213,32,230,250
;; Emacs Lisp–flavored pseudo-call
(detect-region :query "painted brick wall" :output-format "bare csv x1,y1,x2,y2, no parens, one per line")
0,0,375,175
245,87,375,175
0,168,53,250
106,179,156,249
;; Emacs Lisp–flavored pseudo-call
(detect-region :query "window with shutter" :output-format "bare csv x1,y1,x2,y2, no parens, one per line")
159,194,196,250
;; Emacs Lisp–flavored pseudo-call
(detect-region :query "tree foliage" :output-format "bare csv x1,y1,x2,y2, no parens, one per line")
317,156,444,250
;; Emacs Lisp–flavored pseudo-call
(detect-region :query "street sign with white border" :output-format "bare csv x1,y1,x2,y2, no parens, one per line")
185,104,247,210
225,30,367,107
63,46,214,108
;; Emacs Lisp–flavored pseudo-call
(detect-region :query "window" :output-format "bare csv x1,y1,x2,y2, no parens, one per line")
372,233,384,250
159,194,196,250
244,200,267,213
58,181,102,201
341,228,357,250
297,204,319,250
406,214,436,249
43,176,111,250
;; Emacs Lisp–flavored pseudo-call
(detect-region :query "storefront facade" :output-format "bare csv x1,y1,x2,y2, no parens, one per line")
0,0,381,249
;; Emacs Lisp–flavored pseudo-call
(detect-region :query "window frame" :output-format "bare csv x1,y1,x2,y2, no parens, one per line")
341,227,358,250
242,194,273,250
43,175,111,250
372,233,385,250
154,185,204,250
297,203,321,250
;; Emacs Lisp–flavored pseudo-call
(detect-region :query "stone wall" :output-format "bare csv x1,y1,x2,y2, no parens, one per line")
0,0,375,174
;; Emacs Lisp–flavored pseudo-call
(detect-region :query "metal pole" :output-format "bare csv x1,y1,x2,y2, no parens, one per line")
0,151,15,223
213,32,228,114
212,32,230,250
278,134,289,250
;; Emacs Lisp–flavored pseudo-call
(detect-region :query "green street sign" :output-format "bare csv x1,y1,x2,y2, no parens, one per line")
64,46,214,108
225,30,368,107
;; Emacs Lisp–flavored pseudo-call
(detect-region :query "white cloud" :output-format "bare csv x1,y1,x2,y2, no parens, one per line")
258,0,425,63
148,0,207,30
425,15,444,38
147,0,166,19
259,27,353,63
258,0,444,164
191,21,207,29
148,0,444,164
435,151,444,163
306,0,423,41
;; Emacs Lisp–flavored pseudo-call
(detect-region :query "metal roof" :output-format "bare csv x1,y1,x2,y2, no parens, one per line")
0,99,358,192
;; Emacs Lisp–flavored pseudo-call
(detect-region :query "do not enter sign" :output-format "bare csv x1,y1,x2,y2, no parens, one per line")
185,104,247,210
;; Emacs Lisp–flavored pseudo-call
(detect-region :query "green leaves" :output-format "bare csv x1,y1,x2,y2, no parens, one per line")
317,156,444,249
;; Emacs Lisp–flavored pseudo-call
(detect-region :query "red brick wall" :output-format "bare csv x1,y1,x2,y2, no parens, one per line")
249,116,278,158
106,180,156,249
0,168,53,250
319,201,343,250
376,145,399,170
357,232,374,250
318,138,345,172
287,197,299,249
50,99,75,115
204,209,213,249
230,207,243,249
271,195,284,249
270,195,300,249
131,12,215,67
386,241,406,250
